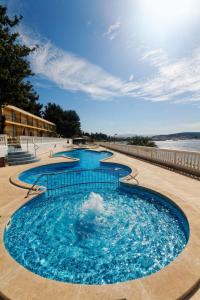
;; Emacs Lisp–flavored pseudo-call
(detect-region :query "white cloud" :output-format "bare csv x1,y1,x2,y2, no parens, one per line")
142,49,168,67
20,28,127,100
34,82,52,89
103,21,121,41
129,74,134,81
139,48,200,103
20,27,200,104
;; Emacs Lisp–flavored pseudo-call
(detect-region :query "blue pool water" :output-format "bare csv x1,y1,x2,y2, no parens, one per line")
19,149,131,187
54,149,112,168
4,149,189,285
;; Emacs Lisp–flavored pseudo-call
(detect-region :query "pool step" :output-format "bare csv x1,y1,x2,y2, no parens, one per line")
7,151,40,166
8,156,38,163
7,150,28,156
8,158,40,166
8,152,34,159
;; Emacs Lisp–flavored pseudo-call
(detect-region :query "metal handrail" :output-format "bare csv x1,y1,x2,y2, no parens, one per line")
125,174,139,185
25,138,39,157
25,174,46,198
33,141,39,157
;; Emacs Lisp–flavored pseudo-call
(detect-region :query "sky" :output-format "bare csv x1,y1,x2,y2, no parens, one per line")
2,0,200,135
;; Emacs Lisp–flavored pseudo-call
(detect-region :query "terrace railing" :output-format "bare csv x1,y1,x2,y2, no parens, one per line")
20,136,71,144
98,142,200,177
20,136,72,156
0,135,7,146
26,168,120,198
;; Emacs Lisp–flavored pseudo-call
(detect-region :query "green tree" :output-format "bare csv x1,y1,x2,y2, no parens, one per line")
90,132,109,141
43,103,81,138
43,103,63,136
128,136,157,147
62,110,81,137
0,5,42,115
0,114,6,134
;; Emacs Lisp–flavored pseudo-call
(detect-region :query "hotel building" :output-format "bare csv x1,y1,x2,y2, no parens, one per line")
1,105,56,137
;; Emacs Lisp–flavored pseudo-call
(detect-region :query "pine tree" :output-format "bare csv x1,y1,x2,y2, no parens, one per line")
43,103,81,138
0,5,42,116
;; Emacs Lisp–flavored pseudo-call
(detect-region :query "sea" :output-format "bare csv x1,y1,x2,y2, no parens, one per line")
155,139,200,152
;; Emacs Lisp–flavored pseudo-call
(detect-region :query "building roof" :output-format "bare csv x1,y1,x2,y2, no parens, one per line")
4,105,55,126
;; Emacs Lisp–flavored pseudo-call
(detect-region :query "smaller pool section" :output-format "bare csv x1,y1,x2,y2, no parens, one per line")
19,149,131,187
4,184,189,284
53,149,112,168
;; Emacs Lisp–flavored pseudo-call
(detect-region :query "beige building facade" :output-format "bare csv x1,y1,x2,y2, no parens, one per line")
1,105,56,137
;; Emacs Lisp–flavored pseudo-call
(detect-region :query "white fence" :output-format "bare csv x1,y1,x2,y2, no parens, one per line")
0,135,73,157
19,136,72,144
0,135,8,157
20,136,73,156
98,142,200,177
0,135,7,146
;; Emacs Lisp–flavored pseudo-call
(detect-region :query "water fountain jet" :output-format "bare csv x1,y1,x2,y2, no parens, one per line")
82,192,105,215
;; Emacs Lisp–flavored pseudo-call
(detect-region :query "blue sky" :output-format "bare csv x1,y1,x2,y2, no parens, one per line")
3,0,200,135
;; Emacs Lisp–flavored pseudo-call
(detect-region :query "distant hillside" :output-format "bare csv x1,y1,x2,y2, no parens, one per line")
153,132,200,141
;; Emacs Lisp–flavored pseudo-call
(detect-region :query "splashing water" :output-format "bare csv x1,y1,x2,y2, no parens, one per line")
82,192,105,215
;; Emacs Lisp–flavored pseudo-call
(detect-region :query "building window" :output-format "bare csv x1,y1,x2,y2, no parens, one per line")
12,111,16,122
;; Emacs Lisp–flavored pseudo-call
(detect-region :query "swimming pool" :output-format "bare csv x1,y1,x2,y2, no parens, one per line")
19,149,131,187
53,149,112,168
4,148,189,285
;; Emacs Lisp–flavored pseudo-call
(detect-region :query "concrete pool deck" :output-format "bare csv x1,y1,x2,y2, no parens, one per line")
0,146,200,300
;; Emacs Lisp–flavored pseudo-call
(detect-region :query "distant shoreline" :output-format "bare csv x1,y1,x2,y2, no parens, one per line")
154,138,200,141
155,139,200,152
152,132,200,141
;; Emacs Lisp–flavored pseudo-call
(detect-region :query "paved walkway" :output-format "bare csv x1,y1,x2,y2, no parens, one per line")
0,147,199,300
